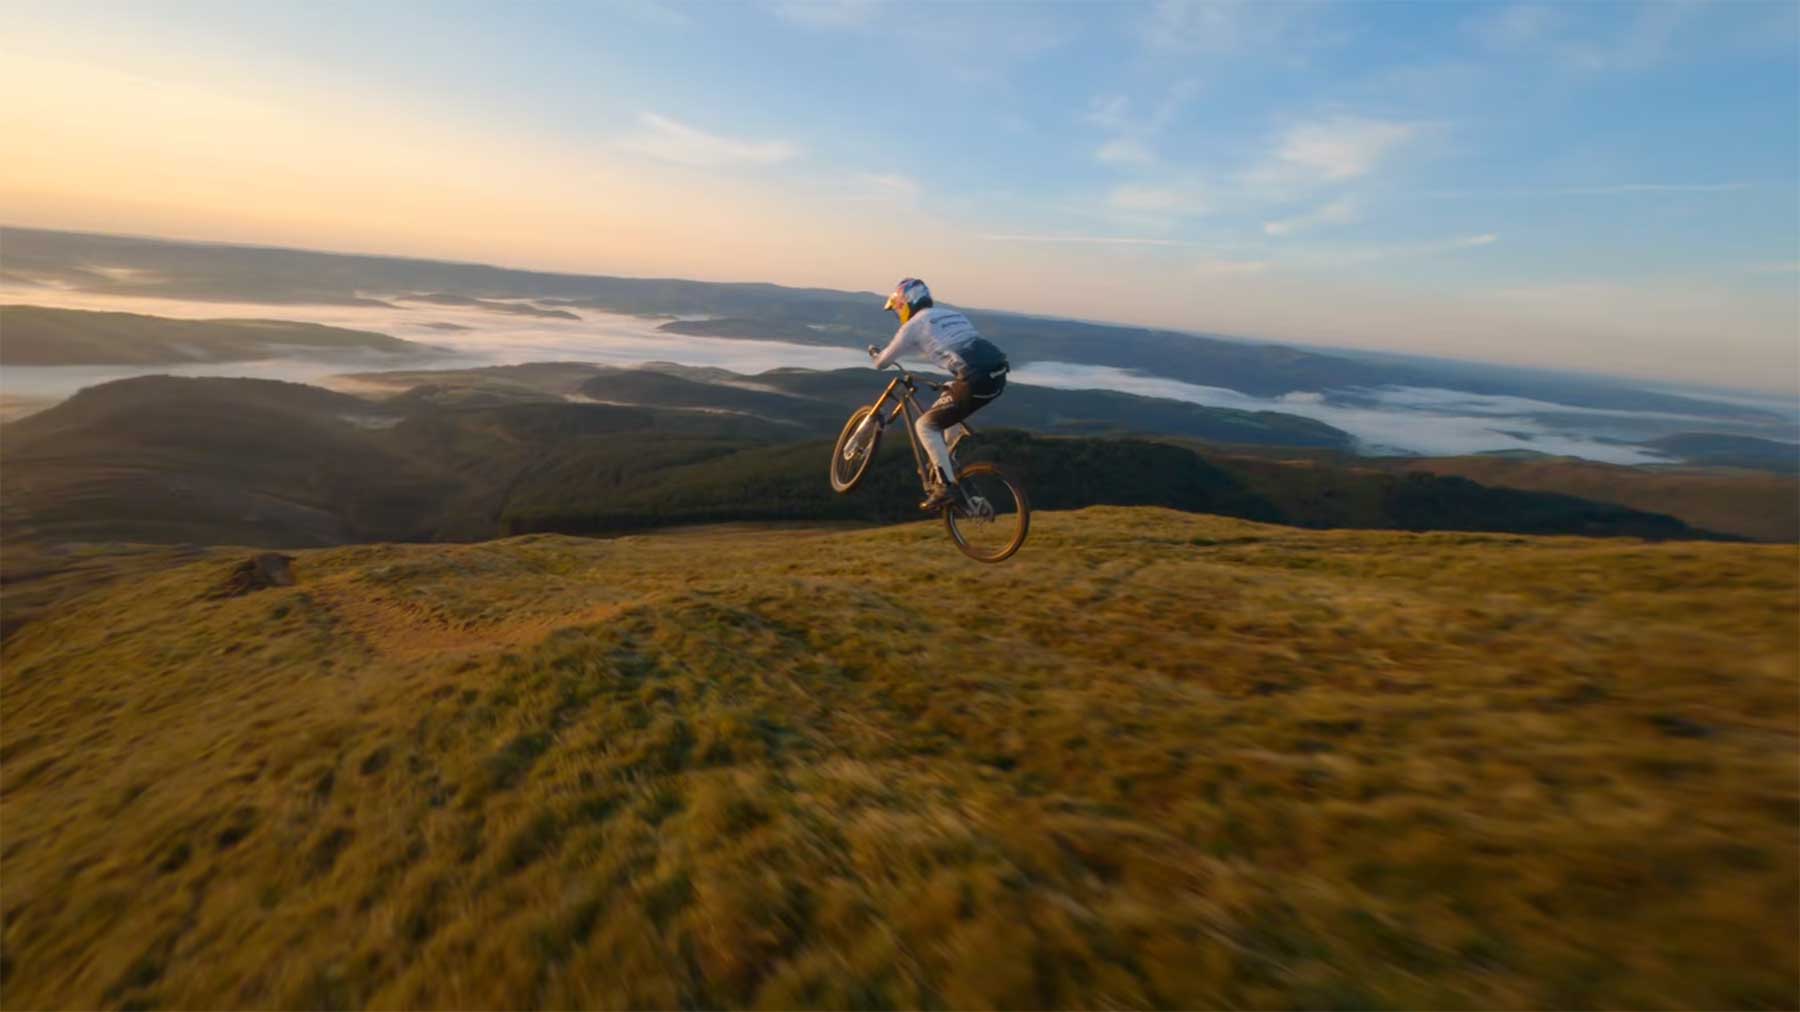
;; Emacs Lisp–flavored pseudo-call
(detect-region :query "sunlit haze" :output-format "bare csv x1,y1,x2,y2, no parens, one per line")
5,0,1797,392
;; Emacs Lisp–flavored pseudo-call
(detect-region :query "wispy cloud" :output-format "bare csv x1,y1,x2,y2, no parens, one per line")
771,0,882,30
1472,3,1565,51
620,112,798,167
1086,79,1199,167
1106,183,1209,216
1445,232,1498,249
1283,233,1499,270
979,233,1204,247
1085,95,1131,132
613,0,695,28
1470,1,1696,72
1141,0,1247,52
1334,232,1498,264
853,172,920,199
1139,0,1346,58
1148,79,1201,131
1427,181,1755,197
1262,117,1417,184
1193,257,1272,276
1096,137,1156,166
773,0,1071,67
1264,197,1360,236
1561,2,1692,72
1554,182,1752,195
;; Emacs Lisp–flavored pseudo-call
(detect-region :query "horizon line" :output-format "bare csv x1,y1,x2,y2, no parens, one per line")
3,220,1794,401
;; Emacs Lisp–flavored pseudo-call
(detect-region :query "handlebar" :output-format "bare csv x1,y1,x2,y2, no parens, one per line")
867,349,943,390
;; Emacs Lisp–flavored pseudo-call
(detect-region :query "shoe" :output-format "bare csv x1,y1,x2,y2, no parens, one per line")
919,482,959,512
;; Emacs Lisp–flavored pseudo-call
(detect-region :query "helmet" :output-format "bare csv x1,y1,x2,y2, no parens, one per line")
881,277,932,323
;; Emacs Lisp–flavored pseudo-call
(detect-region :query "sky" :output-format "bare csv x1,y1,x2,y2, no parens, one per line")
3,0,1797,393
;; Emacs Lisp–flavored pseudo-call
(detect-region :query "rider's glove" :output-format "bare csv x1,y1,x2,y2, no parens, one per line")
866,345,880,360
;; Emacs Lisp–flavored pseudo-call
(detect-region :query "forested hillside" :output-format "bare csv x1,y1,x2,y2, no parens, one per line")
0,374,1709,550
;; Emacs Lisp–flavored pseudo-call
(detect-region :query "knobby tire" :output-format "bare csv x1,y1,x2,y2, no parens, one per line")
943,461,1030,563
830,406,881,494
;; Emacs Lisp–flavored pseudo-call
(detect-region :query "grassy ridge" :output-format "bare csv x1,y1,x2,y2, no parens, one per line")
501,431,1704,542
2,509,1794,1009
1381,455,1800,542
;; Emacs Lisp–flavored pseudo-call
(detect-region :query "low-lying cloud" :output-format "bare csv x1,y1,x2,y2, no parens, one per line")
0,285,871,404
4,283,1773,469
1010,361,1703,464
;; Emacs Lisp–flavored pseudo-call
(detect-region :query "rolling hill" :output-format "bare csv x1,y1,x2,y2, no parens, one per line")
1642,433,1800,474
1,377,453,546
343,361,1357,448
0,305,434,366
354,362,1800,543
1,509,1794,1009
1379,454,1800,542
498,431,1705,542
0,374,1713,549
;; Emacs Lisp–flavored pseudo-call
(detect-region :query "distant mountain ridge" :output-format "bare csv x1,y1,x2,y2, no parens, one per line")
393,292,581,320
4,225,1784,426
1643,432,1799,473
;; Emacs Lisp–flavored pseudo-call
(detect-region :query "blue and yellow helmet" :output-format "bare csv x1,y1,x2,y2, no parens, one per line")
881,277,932,323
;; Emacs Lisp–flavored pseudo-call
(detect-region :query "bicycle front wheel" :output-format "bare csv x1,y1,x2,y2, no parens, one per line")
829,406,882,493
943,461,1030,562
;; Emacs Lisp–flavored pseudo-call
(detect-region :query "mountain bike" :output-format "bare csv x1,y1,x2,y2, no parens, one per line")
829,360,1030,562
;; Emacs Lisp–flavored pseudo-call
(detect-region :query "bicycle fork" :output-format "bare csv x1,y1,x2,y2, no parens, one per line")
843,411,879,460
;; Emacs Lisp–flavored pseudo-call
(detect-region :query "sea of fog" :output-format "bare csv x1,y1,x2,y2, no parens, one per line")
3,285,1786,465
0,286,873,401
1008,363,1792,464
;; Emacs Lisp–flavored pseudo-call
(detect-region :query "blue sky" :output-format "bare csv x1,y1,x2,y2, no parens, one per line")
4,1,1797,390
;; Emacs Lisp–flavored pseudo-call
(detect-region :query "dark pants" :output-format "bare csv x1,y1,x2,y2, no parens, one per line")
920,365,1007,431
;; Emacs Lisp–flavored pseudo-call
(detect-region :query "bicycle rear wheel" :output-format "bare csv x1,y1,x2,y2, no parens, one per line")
830,406,882,493
943,461,1029,562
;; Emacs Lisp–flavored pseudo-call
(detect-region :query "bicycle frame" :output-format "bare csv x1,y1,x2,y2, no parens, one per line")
834,359,1026,560
864,363,973,491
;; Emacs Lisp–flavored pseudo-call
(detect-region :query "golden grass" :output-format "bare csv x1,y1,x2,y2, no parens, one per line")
1381,456,1800,543
2,508,1796,1009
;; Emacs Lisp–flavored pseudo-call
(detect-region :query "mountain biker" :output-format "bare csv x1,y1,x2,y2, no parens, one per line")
868,278,1010,511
